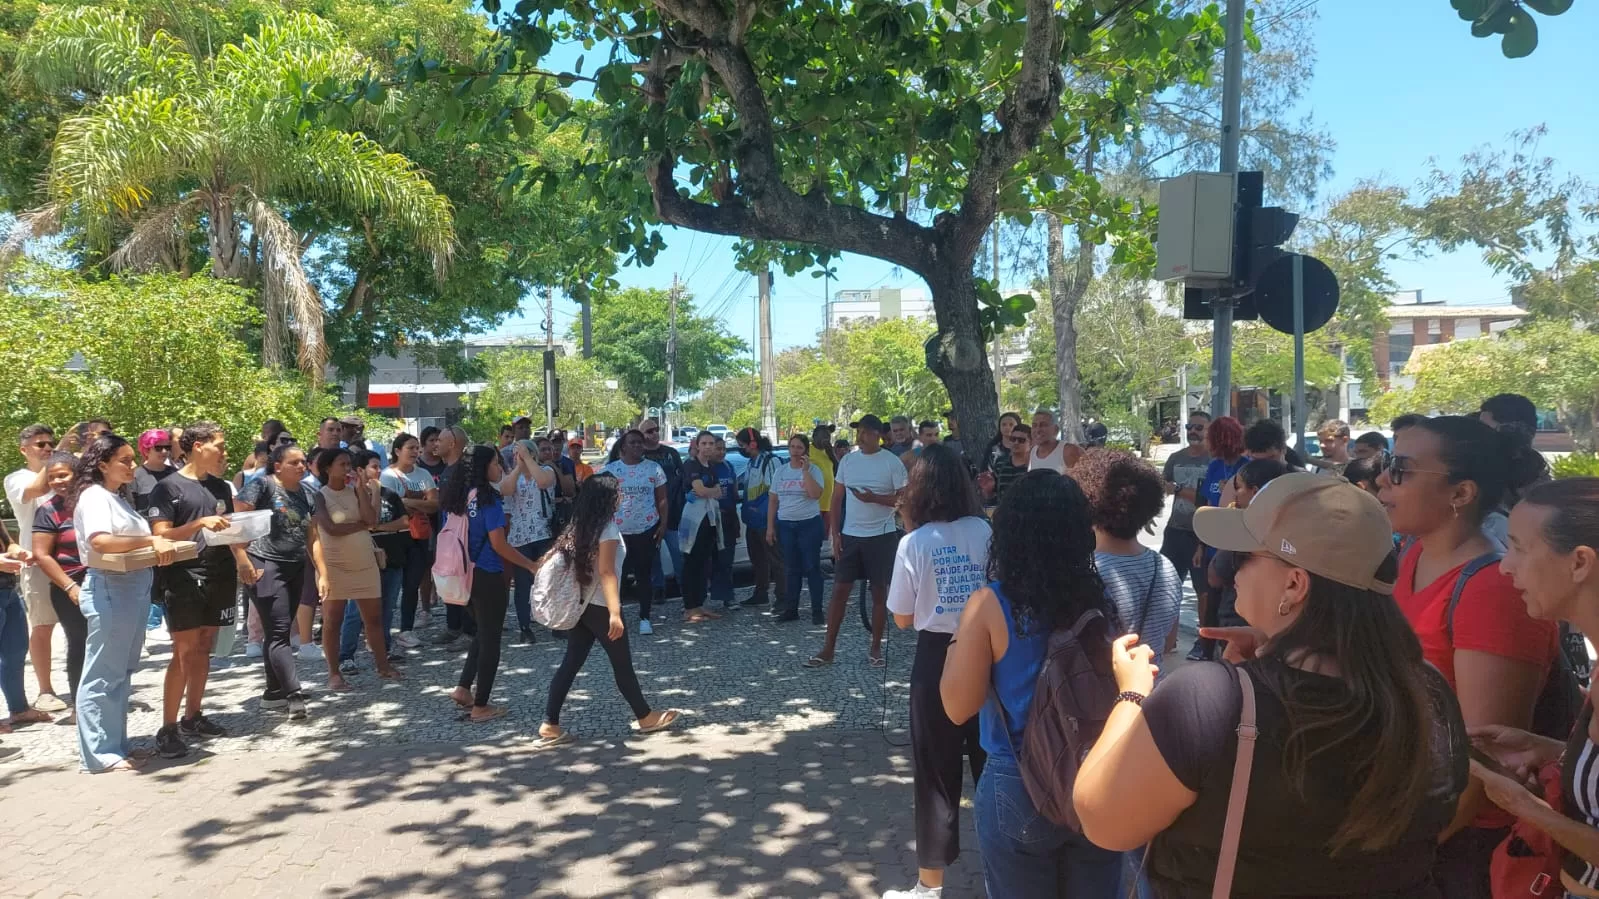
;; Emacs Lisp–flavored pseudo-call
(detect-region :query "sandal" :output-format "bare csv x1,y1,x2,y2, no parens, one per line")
104,757,145,772
449,690,473,708
868,655,887,669
534,730,576,749
377,668,404,681
466,705,509,724
636,709,681,734
5,709,51,727
802,656,833,669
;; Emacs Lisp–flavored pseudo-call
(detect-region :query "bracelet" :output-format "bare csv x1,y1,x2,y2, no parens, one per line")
1117,691,1147,707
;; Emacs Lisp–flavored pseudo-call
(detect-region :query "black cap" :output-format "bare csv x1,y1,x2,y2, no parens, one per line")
512,415,531,425
850,414,885,432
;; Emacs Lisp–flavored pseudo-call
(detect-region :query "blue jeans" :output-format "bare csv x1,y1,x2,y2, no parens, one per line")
512,539,554,631
651,529,682,594
77,568,154,772
975,757,1123,898
0,586,29,715
1123,849,1155,899
339,566,401,662
778,516,825,617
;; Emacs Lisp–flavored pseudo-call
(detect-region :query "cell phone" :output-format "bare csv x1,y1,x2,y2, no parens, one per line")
1469,746,1516,780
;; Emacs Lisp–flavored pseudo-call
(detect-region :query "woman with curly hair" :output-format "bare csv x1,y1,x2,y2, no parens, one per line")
69,435,180,772
1074,449,1183,669
881,444,991,899
536,473,681,747
939,469,1123,896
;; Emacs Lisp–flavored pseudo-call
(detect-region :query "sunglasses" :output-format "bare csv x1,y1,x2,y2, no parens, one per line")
642,428,660,435
1007,435,1029,444
1185,424,1206,431
29,440,56,450
1384,455,1451,486
153,444,172,451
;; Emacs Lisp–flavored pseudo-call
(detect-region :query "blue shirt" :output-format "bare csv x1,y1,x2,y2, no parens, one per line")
1199,457,1247,510
467,491,508,574
979,582,1052,762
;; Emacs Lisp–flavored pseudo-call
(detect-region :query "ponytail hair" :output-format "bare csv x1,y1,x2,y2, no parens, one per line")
1414,415,1546,521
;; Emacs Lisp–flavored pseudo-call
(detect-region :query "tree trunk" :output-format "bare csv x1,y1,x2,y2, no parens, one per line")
355,370,370,410
1048,213,1089,444
924,271,999,458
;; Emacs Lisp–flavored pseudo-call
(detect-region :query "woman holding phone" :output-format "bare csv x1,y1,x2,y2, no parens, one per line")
767,435,826,624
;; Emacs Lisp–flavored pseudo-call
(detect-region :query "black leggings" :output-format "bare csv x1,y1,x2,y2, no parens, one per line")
621,531,657,620
910,629,986,868
47,582,88,697
249,554,303,700
457,570,509,708
544,602,650,726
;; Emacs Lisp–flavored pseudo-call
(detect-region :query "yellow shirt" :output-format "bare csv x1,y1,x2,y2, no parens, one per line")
816,459,835,513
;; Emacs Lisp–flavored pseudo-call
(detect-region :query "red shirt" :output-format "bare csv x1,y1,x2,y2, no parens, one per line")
1395,548,1558,689
1396,546,1558,829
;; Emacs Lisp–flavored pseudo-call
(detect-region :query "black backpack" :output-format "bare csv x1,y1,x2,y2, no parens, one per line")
1444,551,1583,741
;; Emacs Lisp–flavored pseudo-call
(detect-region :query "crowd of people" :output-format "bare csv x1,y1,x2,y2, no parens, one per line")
3,392,1598,899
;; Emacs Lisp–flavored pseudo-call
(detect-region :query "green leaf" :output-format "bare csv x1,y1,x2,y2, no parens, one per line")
1522,0,1572,14
1501,10,1538,57
544,90,571,117
483,0,502,13
1451,0,1488,21
511,108,536,137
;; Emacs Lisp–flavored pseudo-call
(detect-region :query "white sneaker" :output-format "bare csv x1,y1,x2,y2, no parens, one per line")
638,619,654,636
395,631,421,649
882,884,942,899
297,643,323,661
245,643,264,659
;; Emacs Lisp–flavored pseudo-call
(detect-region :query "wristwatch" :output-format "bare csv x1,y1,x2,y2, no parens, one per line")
1117,691,1147,707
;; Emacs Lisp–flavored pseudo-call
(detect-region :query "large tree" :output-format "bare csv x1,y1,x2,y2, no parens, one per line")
5,8,455,382
374,0,1225,450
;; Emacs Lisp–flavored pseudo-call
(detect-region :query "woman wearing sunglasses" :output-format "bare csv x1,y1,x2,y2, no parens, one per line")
1379,414,1561,897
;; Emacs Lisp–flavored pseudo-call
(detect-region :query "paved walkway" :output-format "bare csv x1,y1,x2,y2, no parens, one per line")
2,516,1196,898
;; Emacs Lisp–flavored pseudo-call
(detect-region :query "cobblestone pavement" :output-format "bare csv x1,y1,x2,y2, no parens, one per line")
2,519,1196,898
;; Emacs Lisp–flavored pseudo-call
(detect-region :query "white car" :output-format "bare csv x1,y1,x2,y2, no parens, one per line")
705,423,732,444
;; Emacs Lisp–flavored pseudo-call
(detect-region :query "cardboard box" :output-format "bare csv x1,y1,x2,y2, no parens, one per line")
98,540,199,572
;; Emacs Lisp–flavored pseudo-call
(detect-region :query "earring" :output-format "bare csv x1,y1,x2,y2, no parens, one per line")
1450,504,1460,520
1277,598,1292,617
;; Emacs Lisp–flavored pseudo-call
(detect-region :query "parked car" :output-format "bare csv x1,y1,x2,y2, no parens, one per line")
705,423,732,444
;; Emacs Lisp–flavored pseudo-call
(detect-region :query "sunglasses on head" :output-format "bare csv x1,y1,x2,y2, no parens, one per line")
1384,455,1451,486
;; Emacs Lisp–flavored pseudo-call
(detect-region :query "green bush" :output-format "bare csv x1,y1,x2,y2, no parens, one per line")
1,267,348,506
1552,453,1599,478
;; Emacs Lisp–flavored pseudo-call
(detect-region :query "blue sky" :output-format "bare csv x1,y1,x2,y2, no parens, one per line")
492,0,1599,351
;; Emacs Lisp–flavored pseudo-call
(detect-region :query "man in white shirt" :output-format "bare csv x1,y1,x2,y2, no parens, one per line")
5,423,68,713
805,414,907,668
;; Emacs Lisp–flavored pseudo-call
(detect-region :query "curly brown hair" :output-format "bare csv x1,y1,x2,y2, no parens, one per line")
1072,448,1167,540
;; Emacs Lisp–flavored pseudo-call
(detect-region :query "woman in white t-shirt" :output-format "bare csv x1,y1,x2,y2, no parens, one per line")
767,435,826,623
601,430,667,634
68,435,180,773
382,433,439,648
882,443,992,899
536,473,680,748
498,438,557,645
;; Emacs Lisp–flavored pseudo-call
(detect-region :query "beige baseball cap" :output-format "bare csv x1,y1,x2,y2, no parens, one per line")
1193,472,1396,595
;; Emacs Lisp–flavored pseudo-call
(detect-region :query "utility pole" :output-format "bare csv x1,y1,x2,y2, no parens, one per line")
576,282,593,359
1210,0,1245,417
758,266,776,437
991,224,1005,408
543,286,555,432
666,273,680,435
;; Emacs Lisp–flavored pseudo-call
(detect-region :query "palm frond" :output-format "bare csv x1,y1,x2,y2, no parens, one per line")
48,88,205,247
272,130,456,277
16,7,199,98
211,13,360,112
0,204,63,272
108,196,202,272
246,197,327,383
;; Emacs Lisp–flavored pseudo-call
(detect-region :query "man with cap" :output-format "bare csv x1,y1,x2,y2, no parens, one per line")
805,414,908,667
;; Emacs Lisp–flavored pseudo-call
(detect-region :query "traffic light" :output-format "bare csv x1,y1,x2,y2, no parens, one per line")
1232,171,1299,305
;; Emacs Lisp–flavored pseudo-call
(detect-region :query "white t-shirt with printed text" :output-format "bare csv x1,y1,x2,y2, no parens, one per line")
887,515,992,633
773,462,824,522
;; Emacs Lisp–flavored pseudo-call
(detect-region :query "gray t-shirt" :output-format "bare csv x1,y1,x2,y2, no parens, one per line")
1162,447,1212,532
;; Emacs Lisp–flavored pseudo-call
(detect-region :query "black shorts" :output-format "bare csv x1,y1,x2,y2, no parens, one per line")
836,532,899,586
161,567,237,632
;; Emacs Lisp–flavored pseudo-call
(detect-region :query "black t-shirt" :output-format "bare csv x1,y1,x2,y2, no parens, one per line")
1142,656,1467,898
237,476,314,563
372,486,410,568
132,464,175,513
642,445,682,490
148,472,235,577
677,458,740,541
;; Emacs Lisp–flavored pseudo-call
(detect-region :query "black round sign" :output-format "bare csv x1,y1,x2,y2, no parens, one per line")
1253,254,1340,335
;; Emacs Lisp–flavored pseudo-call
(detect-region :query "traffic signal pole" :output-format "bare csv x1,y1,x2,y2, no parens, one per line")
1211,0,1245,418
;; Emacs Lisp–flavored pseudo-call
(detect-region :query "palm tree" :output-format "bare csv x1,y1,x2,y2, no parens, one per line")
5,9,455,383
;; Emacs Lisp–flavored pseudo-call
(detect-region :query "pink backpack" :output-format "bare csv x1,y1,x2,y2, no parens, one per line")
432,489,476,606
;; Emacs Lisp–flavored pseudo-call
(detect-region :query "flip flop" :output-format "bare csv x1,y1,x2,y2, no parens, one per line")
449,692,473,708
534,730,577,749
868,656,887,669
466,705,509,724
636,709,681,734
802,656,833,668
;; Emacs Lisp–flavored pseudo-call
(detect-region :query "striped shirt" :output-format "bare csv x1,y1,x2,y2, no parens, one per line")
1565,705,1599,889
1096,548,1183,669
